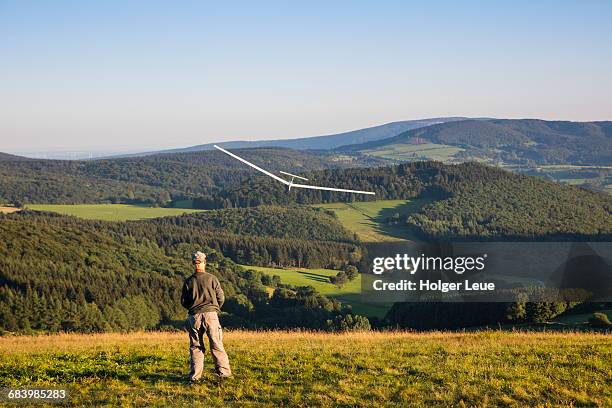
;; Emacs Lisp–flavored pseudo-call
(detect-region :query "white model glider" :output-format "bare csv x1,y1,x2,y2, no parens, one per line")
214,145,375,195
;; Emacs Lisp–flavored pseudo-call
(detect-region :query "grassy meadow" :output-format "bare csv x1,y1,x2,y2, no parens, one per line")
0,331,609,407
313,199,431,242
363,143,464,162
241,265,390,318
26,204,205,221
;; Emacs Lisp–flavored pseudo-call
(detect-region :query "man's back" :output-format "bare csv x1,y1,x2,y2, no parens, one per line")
183,251,232,380
181,271,225,315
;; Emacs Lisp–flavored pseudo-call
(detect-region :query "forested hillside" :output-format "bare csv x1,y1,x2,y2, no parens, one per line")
195,162,612,240
19,205,359,269
4,147,609,241
0,148,357,205
340,119,612,165
408,171,612,240
153,206,357,243
0,211,366,333
193,161,453,208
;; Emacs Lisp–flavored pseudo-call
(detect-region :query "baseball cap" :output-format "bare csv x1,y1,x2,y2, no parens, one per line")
192,251,207,264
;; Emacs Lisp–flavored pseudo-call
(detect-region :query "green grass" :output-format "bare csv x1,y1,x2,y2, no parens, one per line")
313,199,431,242
0,331,609,407
241,265,360,295
241,265,390,318
26,204,205,221
536,165,612,170
559,178,591,185
363,143,464,162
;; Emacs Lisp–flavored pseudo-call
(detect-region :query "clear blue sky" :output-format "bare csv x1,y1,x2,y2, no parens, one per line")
1,0,611,152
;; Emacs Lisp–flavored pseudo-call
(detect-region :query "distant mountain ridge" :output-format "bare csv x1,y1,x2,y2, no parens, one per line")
0,152,28,161
112,117,466,158
339,118,612,165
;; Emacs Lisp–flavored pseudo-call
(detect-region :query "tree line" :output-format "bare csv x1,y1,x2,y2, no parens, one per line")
152,205,358,244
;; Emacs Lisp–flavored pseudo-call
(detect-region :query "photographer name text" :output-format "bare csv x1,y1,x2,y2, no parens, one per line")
372,279,495,292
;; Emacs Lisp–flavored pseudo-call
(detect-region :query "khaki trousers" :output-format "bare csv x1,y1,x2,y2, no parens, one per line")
185,312,232,380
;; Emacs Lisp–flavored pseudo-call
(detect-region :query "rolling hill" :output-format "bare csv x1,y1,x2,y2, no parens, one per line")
313,199,432,242
0,207,365,333
0,148,369,205
340,119,612,166
2,163,610,336
114,118,465,157
407,168,612,240
195,161,612,240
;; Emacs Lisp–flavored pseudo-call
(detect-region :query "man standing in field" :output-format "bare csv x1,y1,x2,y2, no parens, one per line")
181,251,232,381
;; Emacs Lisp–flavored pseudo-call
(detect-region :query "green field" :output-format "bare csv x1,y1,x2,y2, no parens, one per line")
536,165,612,170
26,204,205,221
313,199,431,242
1,331,609,407
241,265,390,318
363,143,464,162
559,178,593,186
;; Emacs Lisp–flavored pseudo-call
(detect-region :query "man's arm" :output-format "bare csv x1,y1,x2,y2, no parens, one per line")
214,277,225,308
180,279,192,310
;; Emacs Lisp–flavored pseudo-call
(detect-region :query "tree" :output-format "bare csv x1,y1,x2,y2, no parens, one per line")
330,271,348,288
325,314,371,331
343,265,358,281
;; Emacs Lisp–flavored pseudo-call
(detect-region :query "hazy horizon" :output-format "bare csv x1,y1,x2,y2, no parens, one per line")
7,114,612,158
1,1,611,153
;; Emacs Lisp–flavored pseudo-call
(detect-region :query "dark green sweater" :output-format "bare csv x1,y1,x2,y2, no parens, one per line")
181,271,225,315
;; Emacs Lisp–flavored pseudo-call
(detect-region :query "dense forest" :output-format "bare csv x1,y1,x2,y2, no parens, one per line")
0,148,353,205
5,153,608,242
152,206,358,243
191,161,471,208
407,168,612,240
340,119,612,165
0,211,368,334
16,205,360,269
194,161,612,240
